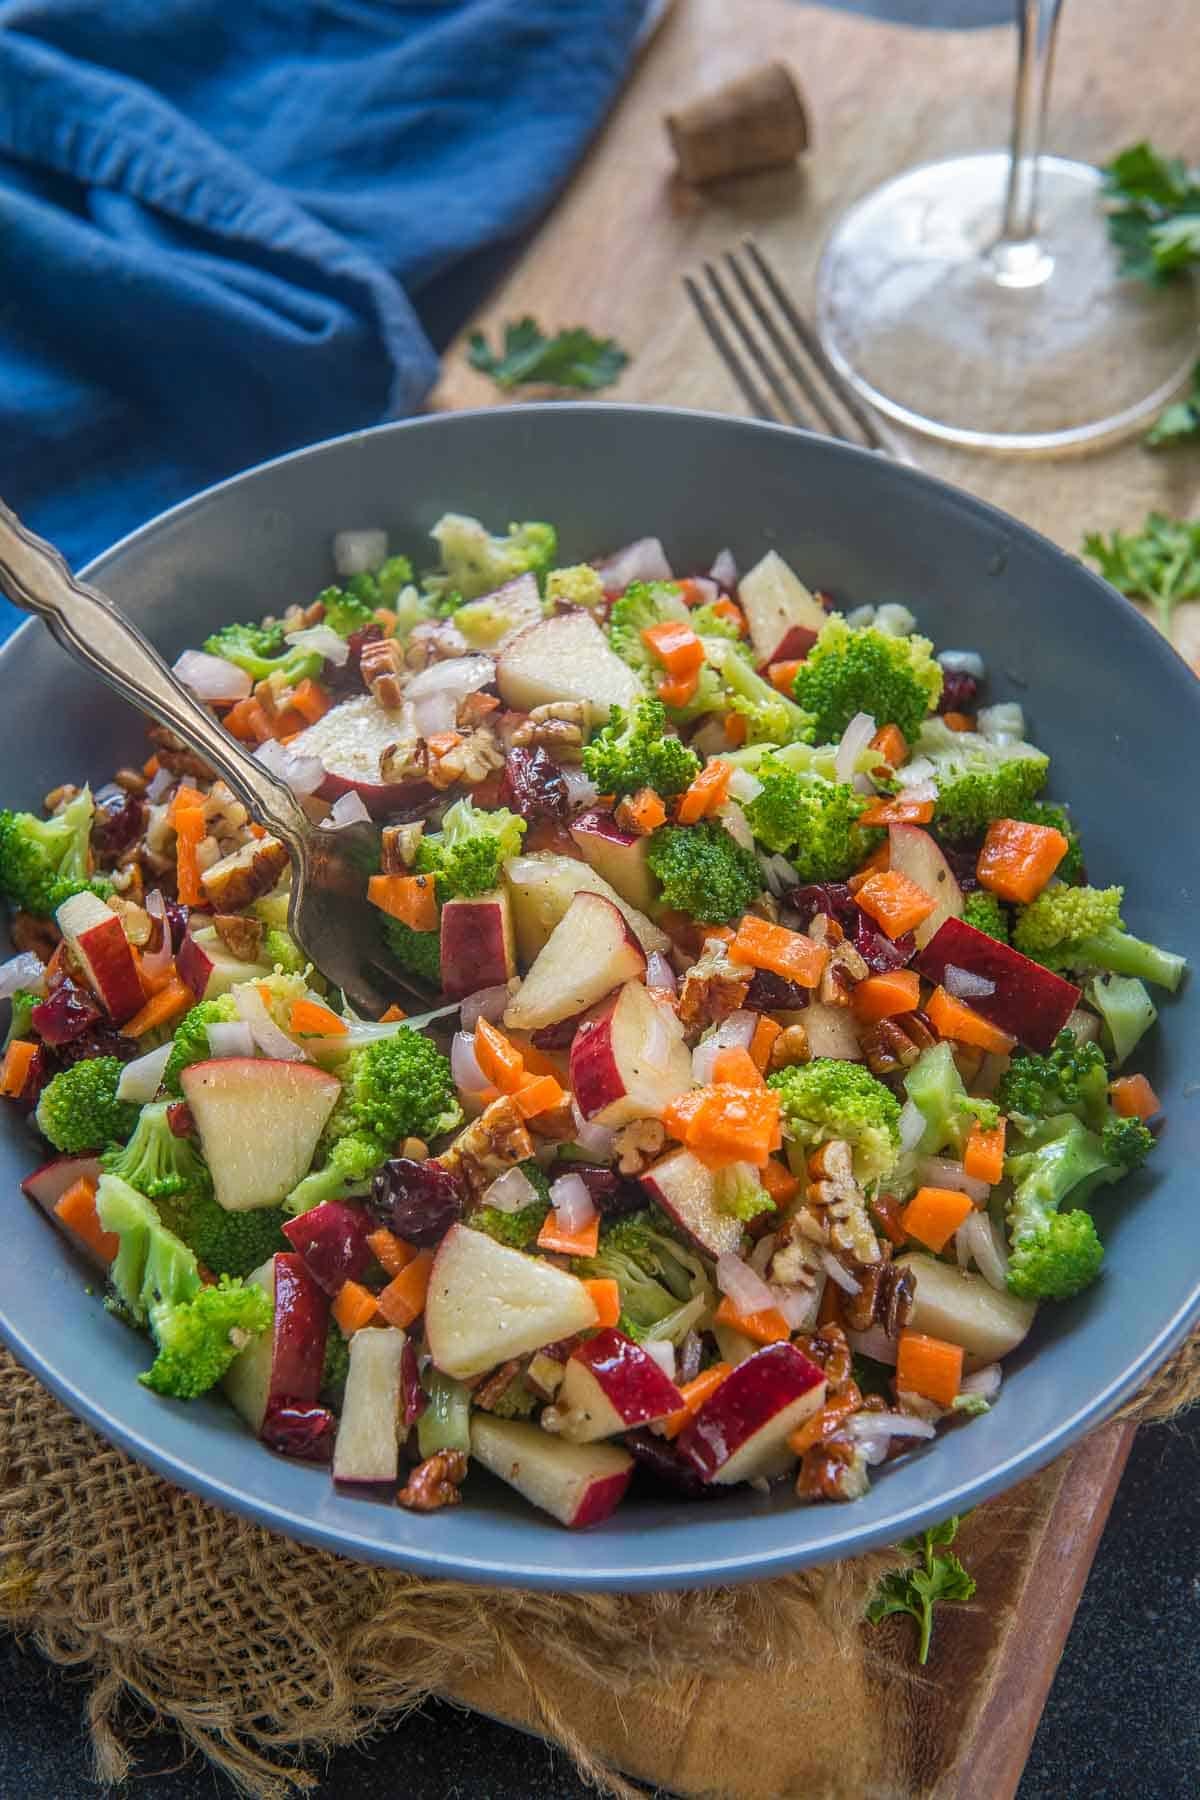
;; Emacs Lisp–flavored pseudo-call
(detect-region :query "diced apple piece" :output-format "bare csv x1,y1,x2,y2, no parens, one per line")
803,1002,865,1061
282,1199,375,1296
678,1342,827,1485
504,891,646,1032
180,1057,341,1212
888,824,964,951
554,1328,685,1442
496,612,642,723
712,1321,761,1367
896,1253,1037,1363
469,1414,634,1528
913,916,1081,1053
222,1252,329,1435
425,1224,599,1379
639,1146,745,1259
177,926,273,1001
504,850,670,961
22,1154,106,1264
570,978,692,1129
333,1325,406,1485
569,809,658,913
55,891,143,1022
287,692,434,815
452,573,543,648
440,888,517,1001
737,550,827,666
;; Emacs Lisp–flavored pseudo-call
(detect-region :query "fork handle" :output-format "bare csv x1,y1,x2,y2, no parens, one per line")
0,496,312,854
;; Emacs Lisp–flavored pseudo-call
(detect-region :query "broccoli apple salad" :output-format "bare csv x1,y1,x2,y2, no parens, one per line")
0,517,1185,1524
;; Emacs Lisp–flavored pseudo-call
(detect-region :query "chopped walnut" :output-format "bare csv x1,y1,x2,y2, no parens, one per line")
203,780,252,851
510,701,586,761
213,912,265,961
768,1213,824,1289
859,1009,937,1077
527,1096,577,1142
194,833,223,875
105,896,152,947
9,911,59,962
841,1250,915,1337
404,620,468,669
146,725,215,783
676,937,752,1034
471,1360,525,1412
199,836,290,910
457,690,501,730
429,727,505,789
816,936,870,1008
807,913,845,948
612,1117,667,1175
767,1022,811,1071
794,1323,855,1392
264,598,326,633
379,715,430,785
795,1438,869,1502
380,822,424,874
43,783,81,814
437,1095,534,1197
109,861,145,901
396,1449,468,1512
806,1140,881,1267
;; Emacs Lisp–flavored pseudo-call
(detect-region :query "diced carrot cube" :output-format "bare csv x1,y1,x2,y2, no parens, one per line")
291,679,331,725
289,998,347,1037
925,986,1016,1055
366,873,439,931
854,869,937,939
899,1185,974,1253
641,620,705,677
962,1120,1007,1184
942,711,974,732
379,1004,408,1023
473,1018,526,1094
376,1252,434,1329
0,1040,38,1098
624,787,668,832
869,723,908,768
332,1279,381,1336
581,1278,621,1328
365,1228,417,1279
852,969,921,1022
713,1295,791,1344
749,1014,782,1073
760,1157,800,1205
896,1330,963,1408
535,1213,600,1259
676,760,733,824
723,712,749,747
768,659,804,693
513,1073,566,1118
728,915,829,988
658,671,699,708
54,1177,119,1265
120,978,192,1038
661,1362,732,1438
858,796,934,827
1109,1074,1161,1120
976,818,1069,904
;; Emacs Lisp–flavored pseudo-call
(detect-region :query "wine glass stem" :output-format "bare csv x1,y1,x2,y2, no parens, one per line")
993,0,1065,284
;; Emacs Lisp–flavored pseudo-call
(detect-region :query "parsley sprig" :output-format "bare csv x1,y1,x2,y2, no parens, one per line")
1103,142,1200,284
866,1515,976,1665
1083,513,1200,638
1146,363,1200,450
468,317,629,392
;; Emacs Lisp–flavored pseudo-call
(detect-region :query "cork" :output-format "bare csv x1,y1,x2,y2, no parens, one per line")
665,61,809,185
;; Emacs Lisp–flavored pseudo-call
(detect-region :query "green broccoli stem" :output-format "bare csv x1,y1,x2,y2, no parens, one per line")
417,1367,472,1457
285,1162,370,1217
1074,928,1186,992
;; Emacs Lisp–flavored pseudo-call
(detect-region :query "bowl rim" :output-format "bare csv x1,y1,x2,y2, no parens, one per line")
1,400,1196,1589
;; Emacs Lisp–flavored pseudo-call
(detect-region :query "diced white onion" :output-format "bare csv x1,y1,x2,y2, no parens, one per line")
835,711,877,784
958,1208,1010,1291
643,1340,677,1381
898,756,935,786
570,1099,616,1160
846,1410,936,1441
641,998,670,1074
687,577,720,606
141,888,174,981
846,1323,899,1366
411,691,459,739
819,1251,861,1296
960,1362,1003,1399
1065,1006,1102,1046
844,604,876,628
895,779,937,805
873,603,917,637
115,1040,174,1102
944,963,996,1000
759,851,800,897
333,528,387,576
692,1037,721,1086
459,984,513,1032
146,766,174,804
773,1283,820,1330
253,737,326,796
716,1252,776,1316
550,1172,597,1234
405,654,495,702
709,548,737,589
645,952,677,993
977,701,1025,745
172,649,252,703
748,1231,777,1277
938,650,986,679
322,790,372,829
233,983,309,1061
726,767,763,805
482,1164,539,1215
917,1155,992,1203
593,537,672,591
898,1099,927,1153
562,769,599,811
0,951,48,999
451,1030,487,1094
206,1020,256,1059
286,624,350,667
715,1010,757,1051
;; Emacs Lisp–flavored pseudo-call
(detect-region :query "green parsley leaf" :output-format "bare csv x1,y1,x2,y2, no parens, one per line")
467,317,630,392
1103,142,1200,284
1082,512,1200,638
1146,363,1200,449
866,1514,976,1664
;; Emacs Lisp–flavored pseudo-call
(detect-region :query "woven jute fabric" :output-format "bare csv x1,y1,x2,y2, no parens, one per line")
0,1335,1195,1800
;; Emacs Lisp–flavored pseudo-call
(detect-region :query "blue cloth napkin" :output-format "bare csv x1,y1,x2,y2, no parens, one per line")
0,0,648,599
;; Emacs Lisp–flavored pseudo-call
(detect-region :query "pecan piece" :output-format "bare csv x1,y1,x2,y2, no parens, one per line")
676,937,752,1033
611,1117,666,1175
794,1323,855,1392
146,725,216,783
767,1022,811,1071
816,936,870,1007
213,912,265,962
431,727,505,789
437,1095,534,1197
471,1360,524,1412
806,1140,881,1266
396,1449,468,1511
405,620,469,669
795,1438,869,1502
841,1250,915,1337
859,1010,937,1076
199,836,290,910
380,822,425,874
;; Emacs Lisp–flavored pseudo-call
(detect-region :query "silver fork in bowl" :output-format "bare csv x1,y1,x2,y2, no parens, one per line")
684,237,909,460
0,497,405,1018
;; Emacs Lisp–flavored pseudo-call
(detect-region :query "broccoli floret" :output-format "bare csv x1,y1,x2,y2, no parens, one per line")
4,989,38,1049
546,564,605,610
470,1201,546,1248
1101,1113,1156,1170
645,821,762,923
262,927,307,975
573,1208,713,1345
1013,885,1186,991
0,787,110,916
288,1028,461,1212
1008,1210,1105,1303
580,698,700,798
1002,1110,1152,1301
202,621,322,686
744,758,880,879
381,918,442,988
688,602,748,645
962,890,1010,943
425,514,556,602
101,1100,207,1199
161,995,239,1097
315,584,376,638
714,1162,775,1221
997,1029,1111,1131
1017,801,1083,884
1086,974,1157,1067
607,580,691,675
415,797,527,900
901,1042,971,1157
793,618,943,744
911,718,1050,840
718,643,814,745
35,1057,139,1153
373,555,415,604
768,1058,901,1184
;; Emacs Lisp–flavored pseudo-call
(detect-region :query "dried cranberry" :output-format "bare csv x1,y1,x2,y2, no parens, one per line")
939,841,981,894
531,1010,589,1050
937,669,979,715
744,967,809,1012
788,882,858,931
90,790,145,865
31,981,101,1047
166,1101,195,1138
261,1398,336,1462
625,1428,726,1500
164,901,190,952
53,1023,140,1067
400,1339,428,1427
500,746,569,824
549,1161,643,1217
370,1156,465,1246
852,913,916,972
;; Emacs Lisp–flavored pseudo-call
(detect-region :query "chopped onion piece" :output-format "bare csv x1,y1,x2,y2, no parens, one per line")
322,790,371,829
846,1323,899,1366
643,1340,676,1381
960,1362,1003,1399
562,769,599,811
483,1165,539,1215
898,1100,926,1154
285,623,350,667
958,1209,1010,1290
141,889,174,980
641,998,670,1074
937,650,986,679
233,984,309,1062
333,528,387,576
459,984,513,1032
411,691,459,739
917,1155,991,1204
570,1100,616,1160
835,711,877,784
253,737,326,796
406,654,495,702
709,548,738,589
759,851,800,897
716,799,755,853
645,952,677,993
714,1010,757,1051
895,779,937,805
172,649,251,703
691,1036,721,1086
844,603,876,628
773,1283,820,1330
819,1251,861,1296
116,1040,174,1103
748,1231,777,1277
898,756,935,786
943,963,996,1000
726,766,763,805
451,1030,487,1094
687,577,720,606
146,766,174,804
716,1252,776,1316
0,951,48,999
593,537,672,590
206,1020,257,1059
846,1410,936,1441
550,1172,596,1234
873,603,917,637
1065,1006,1102,1046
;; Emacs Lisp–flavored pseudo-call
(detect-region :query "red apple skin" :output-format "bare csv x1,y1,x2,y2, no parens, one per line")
176,932,213,1000
568,1465,635,1527
677,1342,825,1483
282,1201,375,1297
564,1328,684,1428
439,891,516,1001
61,904,143,1022
569,981,690,1126
569,999,624,1118
22,1154,106,1263
270,1252,329,1404
761,622,818,666
569,810,658,914
318,770,434,817
914,916,1080,1052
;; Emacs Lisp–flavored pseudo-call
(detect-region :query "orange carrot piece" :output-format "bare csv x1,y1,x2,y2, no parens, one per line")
425,731,463,758
166,783,205,827
474,1018,527,1095
676,760,733,824
365,1228,416,1279
581,1278,621,1329
332,1280,381,1336
976,817,1069,904
661,1363,732,1438
1109,1073,1161,1120
711,1045,764,1089
682,1084,781,1168
120,977,192,1038
661,1088,708,1142
941,711,974,732
963,1119,1007,1184
290,678,331,725
749,1014,782,1074
513,1073,566,1118
373,606,398,635
366,872,438,930
852,969,921,1023
855,869,937,939
896,1330,963,1407
900,1185,974,1253
710,597,747,633
223,697,273,744
768,658,804,693
657,670,699,708
142,755,160,778
536,1212,601,1259
849,841,890,886
0,1040,38,1098
376,1252,434,1329
171,795,207,907
289,998,347,1037
760,1157,800,1205
722,712,749,747
379,1004,408,1023
858,796,935,827
641,619,705,677
625,787,668,833
54,1177,119,1265
925,985,1016,1055
728,915,829,988
869,723,908,768
713,1295,791,1345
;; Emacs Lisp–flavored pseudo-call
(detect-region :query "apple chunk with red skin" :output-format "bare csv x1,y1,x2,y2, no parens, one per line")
737,550,827,666
504,891,645,1032
678,1341,827,1485
503,851,671,961
888,824,963,951
570,978,692,1129
425,1224,599,1380
282,1199,375,1296
439,887,517,1001
55,891,144,1022
286,692,435,816
180,1057,341,1212
496,610,642,722
569,810,658,914
553,1328,685,1442
638,1146,746,1260
177,926,273,1000
914,915,1081,1052
333,1325,407,1485
222,1251,329,1436
469,1414,634,1528
22,1153,106,1266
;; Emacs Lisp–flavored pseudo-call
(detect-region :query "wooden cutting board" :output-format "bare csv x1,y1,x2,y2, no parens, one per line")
433,0,1196,1789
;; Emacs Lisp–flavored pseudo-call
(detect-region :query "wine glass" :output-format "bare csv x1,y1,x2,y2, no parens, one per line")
815,0,1198,452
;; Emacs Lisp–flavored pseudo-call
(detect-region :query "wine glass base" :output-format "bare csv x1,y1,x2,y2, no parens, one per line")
816,154,1199,453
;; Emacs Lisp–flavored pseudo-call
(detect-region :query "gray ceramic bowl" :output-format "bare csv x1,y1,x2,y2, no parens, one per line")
1,405,1197,1590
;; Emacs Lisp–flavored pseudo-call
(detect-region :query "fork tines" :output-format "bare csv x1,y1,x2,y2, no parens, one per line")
684,238,889,454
